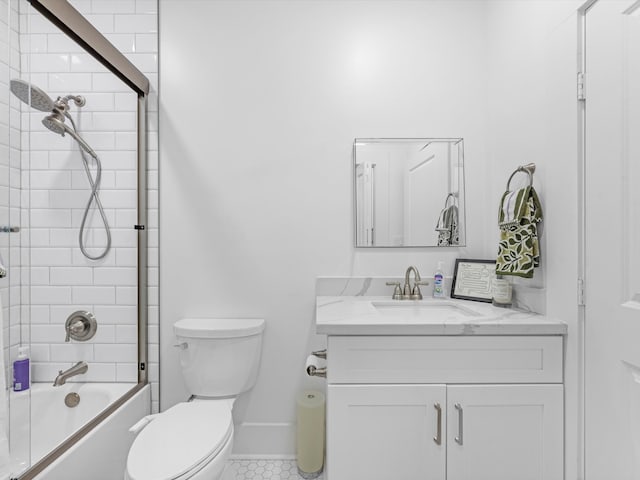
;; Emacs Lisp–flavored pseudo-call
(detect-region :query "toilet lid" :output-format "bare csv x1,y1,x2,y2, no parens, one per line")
127,401,233,480
175,318,265,339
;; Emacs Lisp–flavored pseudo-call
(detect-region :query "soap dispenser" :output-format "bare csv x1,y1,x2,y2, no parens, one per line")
13,346,30,392
433,261,446,298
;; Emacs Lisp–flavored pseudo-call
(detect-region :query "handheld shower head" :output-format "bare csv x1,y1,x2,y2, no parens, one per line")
11,78,94,156
11,78,109,260
42,113,97,159
41,111,67,135
10,79,55,112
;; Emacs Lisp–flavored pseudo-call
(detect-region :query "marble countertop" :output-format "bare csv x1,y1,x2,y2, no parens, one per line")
315,296,567,336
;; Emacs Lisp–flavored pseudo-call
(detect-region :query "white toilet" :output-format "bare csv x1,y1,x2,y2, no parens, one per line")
125,318,265,480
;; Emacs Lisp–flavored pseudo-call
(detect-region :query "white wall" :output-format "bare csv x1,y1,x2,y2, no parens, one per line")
160,0,491,454
161,0,585,461
484,1,582,478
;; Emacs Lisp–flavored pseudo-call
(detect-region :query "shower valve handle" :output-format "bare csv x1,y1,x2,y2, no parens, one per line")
64,311,98,343
65,319,85,342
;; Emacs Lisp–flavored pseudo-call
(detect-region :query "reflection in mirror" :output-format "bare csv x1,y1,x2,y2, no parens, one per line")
354,138,465,247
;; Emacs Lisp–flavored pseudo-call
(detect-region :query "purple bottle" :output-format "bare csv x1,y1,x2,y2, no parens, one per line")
13,346,30,392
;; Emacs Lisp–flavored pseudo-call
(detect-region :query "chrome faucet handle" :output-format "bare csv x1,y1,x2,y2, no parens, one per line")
64,311,97,343
65,318,85,342
411,280,430,300
386,282,403,300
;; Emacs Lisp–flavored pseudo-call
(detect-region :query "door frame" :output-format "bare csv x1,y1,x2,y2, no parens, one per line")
576,3,595,479
577,2,640,479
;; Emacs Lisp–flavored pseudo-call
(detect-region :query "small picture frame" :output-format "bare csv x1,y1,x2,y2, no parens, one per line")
450,258,496,302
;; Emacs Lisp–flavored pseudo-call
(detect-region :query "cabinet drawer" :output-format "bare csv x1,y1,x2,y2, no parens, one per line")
327,335,563,384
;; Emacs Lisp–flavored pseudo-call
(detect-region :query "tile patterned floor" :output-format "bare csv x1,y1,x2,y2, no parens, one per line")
223,460,324,480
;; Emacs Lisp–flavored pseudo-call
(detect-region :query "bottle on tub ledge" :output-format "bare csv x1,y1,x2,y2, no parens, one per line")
433,261,446,298
13,346,30,392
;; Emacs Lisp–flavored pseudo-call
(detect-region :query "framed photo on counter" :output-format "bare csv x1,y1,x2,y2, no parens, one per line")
450,258,496,302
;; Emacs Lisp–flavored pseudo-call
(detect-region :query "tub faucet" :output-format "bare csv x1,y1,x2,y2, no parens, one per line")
53,361,88,387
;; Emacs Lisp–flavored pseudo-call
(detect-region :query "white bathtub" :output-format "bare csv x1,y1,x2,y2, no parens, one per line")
9,383,150,479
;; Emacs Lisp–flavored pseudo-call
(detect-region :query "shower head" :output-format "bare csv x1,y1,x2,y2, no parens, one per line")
10,79,54,112
42,112,97,159
42,111,67,135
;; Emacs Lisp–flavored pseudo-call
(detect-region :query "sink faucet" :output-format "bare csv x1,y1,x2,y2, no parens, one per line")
404,266,429,300
387,266,430,300
53,361,88,387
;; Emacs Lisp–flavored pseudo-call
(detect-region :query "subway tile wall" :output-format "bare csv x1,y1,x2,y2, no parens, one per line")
19,0,159,411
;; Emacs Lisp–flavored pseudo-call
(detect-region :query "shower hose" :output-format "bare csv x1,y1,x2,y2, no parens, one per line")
66,114,112,260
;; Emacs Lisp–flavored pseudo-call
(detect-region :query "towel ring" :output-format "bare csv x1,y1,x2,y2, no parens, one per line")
506,163,536,191
444,192,457,207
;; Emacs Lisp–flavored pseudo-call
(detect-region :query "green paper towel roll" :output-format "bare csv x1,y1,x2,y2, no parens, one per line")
296,390,325,477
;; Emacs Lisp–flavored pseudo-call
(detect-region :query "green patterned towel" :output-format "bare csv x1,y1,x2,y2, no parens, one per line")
496,186,542,278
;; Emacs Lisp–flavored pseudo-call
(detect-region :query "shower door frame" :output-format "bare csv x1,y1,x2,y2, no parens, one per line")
14,1,151,479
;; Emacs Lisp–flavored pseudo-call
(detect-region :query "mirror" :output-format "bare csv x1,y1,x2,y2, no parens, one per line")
354,138,465,247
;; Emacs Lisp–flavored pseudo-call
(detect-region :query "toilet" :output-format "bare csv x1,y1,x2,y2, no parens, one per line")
125,318,265,480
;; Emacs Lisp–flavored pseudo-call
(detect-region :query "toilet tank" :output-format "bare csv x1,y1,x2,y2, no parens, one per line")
174,318,265,397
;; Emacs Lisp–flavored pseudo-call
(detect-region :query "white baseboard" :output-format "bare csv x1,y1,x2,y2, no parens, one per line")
232,422,296,457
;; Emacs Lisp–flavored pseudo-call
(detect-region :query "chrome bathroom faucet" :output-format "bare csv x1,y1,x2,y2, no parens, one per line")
387,266,430,300
403,266,429,299
53,361,88,386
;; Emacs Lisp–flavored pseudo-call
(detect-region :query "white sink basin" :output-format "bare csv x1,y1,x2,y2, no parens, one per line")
371,301,482,318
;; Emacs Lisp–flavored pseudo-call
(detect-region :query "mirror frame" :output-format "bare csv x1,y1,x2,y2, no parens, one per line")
353,137,466,248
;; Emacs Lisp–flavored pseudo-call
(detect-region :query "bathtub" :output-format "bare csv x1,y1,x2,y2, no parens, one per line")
9,382,150,479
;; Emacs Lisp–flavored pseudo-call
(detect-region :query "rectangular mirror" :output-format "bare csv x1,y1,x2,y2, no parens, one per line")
354,138,465,247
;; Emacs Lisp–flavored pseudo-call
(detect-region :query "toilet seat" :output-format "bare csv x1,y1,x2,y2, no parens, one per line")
126,401,233,480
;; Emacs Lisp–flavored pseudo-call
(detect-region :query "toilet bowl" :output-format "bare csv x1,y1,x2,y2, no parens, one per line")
125,400,233,480
125,318,265,480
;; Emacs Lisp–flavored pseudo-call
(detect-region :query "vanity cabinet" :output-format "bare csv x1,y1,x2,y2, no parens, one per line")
445,384,562,480
325,335,564,480
329,384,446,480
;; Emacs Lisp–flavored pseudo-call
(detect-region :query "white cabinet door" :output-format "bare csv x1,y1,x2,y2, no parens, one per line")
327,384,446,480
446,385,563,480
